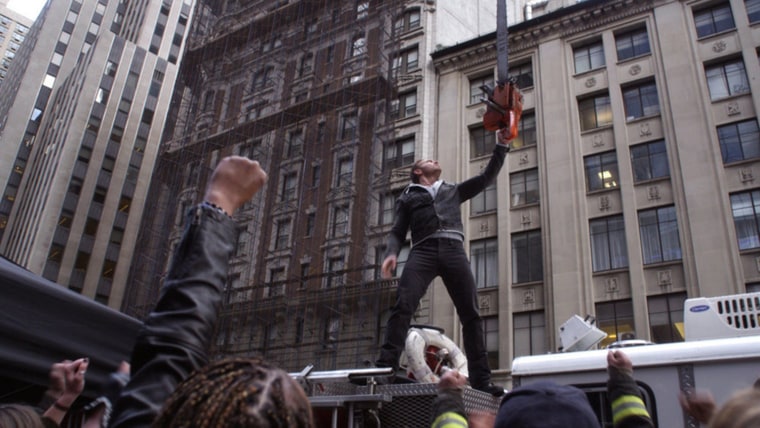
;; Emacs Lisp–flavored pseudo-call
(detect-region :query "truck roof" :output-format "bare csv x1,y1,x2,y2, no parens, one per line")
511,334,760,377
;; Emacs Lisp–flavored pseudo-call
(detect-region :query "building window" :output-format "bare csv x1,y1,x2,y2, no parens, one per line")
509,61,533,89
596,300,634,348
84,217,99,236
469,75,492,105
305,212,315,237
717,119,760,164
584,151,619,191
730,189,760,250
469,125,493,159
578,94,612,131
484,315,499,369
391,90,417,119
510,169,539,207
331,204,349,237
631,140,669,182
384,137,415,170
287,129,304,158
336,156,353,187
323,316,341,350
391,46,419,78
513,111,537,149
648,293,686,343
394,8,420,33
326,257,345,288
623,81,660,120
311,164,321,187
298,53,313,77
280,172,297,202
694,2,735,38
274,219,291,250
471,182,497,215
470,238,498,289
638,205,682,264
512,230,543,284
266,267,285,297
747,0,760,23
252,66,273,91
615,27,650,61
574,40,605,74
340,112,358,140
351,35,366,57
590,215,628,272
705,59,750,100
514,311,546,357
380,192,398,225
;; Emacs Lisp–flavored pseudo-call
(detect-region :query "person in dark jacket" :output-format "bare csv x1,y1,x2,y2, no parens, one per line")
430,349,654,428
377,128,513,397
108,156,314,427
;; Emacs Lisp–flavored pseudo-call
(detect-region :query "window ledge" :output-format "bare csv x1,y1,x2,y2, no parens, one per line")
696,28,737,42
591,267,629,276
509,202,539,211
615,52,652,66
633,176,670,186
709,91,752,104
642,259,682,269
511,280,543,288
586,187,620,196
625,113,660,124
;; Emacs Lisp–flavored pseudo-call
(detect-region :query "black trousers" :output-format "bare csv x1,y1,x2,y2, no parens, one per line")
377,238,492,386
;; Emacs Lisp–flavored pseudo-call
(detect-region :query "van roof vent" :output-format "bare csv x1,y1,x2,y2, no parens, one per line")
684,292,760,341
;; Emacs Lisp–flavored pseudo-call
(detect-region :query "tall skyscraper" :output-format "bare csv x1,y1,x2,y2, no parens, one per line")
0,0,194,308
0,0,33,85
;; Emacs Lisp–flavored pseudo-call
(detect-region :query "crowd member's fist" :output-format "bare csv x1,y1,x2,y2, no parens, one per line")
204,156,267,215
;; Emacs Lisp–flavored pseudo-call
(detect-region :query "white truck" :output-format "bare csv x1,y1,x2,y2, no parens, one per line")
511,293,760,427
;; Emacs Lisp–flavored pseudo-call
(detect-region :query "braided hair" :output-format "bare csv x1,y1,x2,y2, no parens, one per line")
153,357,314,428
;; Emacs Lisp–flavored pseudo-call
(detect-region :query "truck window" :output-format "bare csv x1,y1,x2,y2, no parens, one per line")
576,382,657,428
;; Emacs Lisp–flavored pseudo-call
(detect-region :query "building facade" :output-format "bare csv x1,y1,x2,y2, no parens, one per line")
0,0,32,85
0,0,194,307
122,0,503,373
431,0,760,383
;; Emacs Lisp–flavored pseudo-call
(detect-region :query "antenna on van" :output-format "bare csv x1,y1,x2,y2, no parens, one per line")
558,314,607,352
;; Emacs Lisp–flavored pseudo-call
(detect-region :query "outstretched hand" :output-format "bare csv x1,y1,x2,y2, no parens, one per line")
204,156,268,216
679,389,716,424
437,369,467,391
48,358,89,401
607,350,633,371
381,255,397,279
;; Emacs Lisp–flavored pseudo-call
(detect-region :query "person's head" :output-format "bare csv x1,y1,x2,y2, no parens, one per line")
0,404,56,428
709,387,760,428
409,159,441,184
494,381,600,428
153,357,314,428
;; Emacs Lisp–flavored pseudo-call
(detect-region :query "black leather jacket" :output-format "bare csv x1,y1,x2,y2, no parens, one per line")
110,204,236,427
385,144,508,258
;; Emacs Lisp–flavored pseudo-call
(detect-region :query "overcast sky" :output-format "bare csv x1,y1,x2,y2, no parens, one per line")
7,0,45,20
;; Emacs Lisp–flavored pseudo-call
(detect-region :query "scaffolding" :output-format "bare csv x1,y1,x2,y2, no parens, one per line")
123,0,410,374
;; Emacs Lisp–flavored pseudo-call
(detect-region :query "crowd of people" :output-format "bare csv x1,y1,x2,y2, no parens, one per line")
2,155,758,428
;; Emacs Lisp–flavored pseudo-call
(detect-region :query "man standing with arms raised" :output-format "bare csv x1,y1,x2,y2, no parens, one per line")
377,115,519,396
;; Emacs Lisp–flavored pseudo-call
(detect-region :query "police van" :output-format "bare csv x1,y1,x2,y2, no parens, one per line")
511,293,760,427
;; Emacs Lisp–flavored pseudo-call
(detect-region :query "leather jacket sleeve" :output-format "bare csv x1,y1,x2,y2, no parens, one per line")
457,144,507,202
109,204,236,427
384,194,411,259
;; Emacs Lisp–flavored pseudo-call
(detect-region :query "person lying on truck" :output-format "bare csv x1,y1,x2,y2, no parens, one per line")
108,156,314,427
430,349,654,428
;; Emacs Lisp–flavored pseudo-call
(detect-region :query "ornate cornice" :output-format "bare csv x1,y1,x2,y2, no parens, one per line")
434,0,662,73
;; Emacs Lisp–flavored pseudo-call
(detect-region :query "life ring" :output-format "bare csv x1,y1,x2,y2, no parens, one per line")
401,325,468,383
